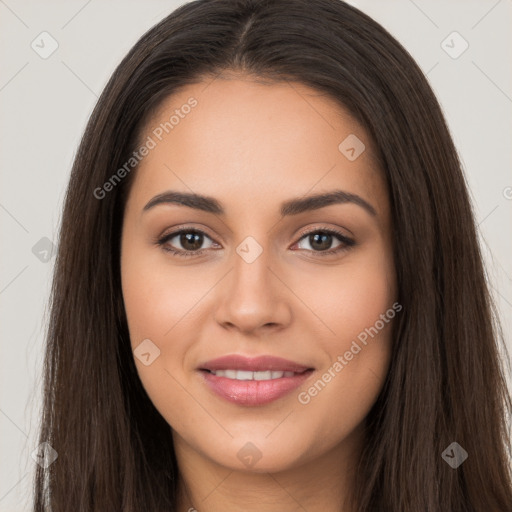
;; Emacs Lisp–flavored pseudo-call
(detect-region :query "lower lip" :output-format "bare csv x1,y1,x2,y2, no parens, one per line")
200,370,314,406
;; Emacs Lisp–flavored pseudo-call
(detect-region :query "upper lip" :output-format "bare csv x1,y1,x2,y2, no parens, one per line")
199,355,313,373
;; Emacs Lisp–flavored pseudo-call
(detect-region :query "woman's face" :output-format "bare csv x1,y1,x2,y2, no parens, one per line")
120,76,397,473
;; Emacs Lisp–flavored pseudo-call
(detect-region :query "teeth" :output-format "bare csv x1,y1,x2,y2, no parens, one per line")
254,370,272,380
210,369,297,380
236,370,253,380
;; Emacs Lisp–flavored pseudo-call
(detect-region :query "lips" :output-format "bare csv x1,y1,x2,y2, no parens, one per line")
198,355,314,406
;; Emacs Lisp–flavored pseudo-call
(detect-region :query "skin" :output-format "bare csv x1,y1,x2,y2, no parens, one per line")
120,74,397,512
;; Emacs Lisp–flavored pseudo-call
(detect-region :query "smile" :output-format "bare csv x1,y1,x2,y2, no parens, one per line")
206,369,297,380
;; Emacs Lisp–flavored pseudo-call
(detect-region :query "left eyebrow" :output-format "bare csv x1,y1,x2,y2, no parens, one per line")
280,190,377,217
142,189,377,217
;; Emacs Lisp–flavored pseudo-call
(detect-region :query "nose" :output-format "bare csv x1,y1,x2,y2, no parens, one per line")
213,240,292,335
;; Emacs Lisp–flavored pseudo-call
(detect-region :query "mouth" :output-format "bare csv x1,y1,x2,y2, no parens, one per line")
198,355,315,406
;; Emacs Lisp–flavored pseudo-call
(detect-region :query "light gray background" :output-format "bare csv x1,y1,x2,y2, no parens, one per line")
1,1,511,510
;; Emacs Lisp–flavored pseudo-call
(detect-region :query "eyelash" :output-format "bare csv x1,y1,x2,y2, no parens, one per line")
155,226,355,258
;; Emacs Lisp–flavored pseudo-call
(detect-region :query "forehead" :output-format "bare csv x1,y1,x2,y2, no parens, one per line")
128,77,388,221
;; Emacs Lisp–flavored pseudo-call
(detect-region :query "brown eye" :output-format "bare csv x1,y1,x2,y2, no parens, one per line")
157,229,217,257
294,228,355,256
177,231,204,251
301,232,338,251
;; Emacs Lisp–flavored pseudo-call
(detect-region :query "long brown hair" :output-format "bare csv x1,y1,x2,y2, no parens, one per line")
33,0,512,510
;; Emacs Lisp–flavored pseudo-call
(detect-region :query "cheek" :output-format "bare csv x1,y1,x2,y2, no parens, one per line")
292,241,396,348
121,248,199,431
120,238,222,417
121,233,210,347
291,246,395,430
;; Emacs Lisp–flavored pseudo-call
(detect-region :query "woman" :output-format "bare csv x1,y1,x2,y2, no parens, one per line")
33,0,512,510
